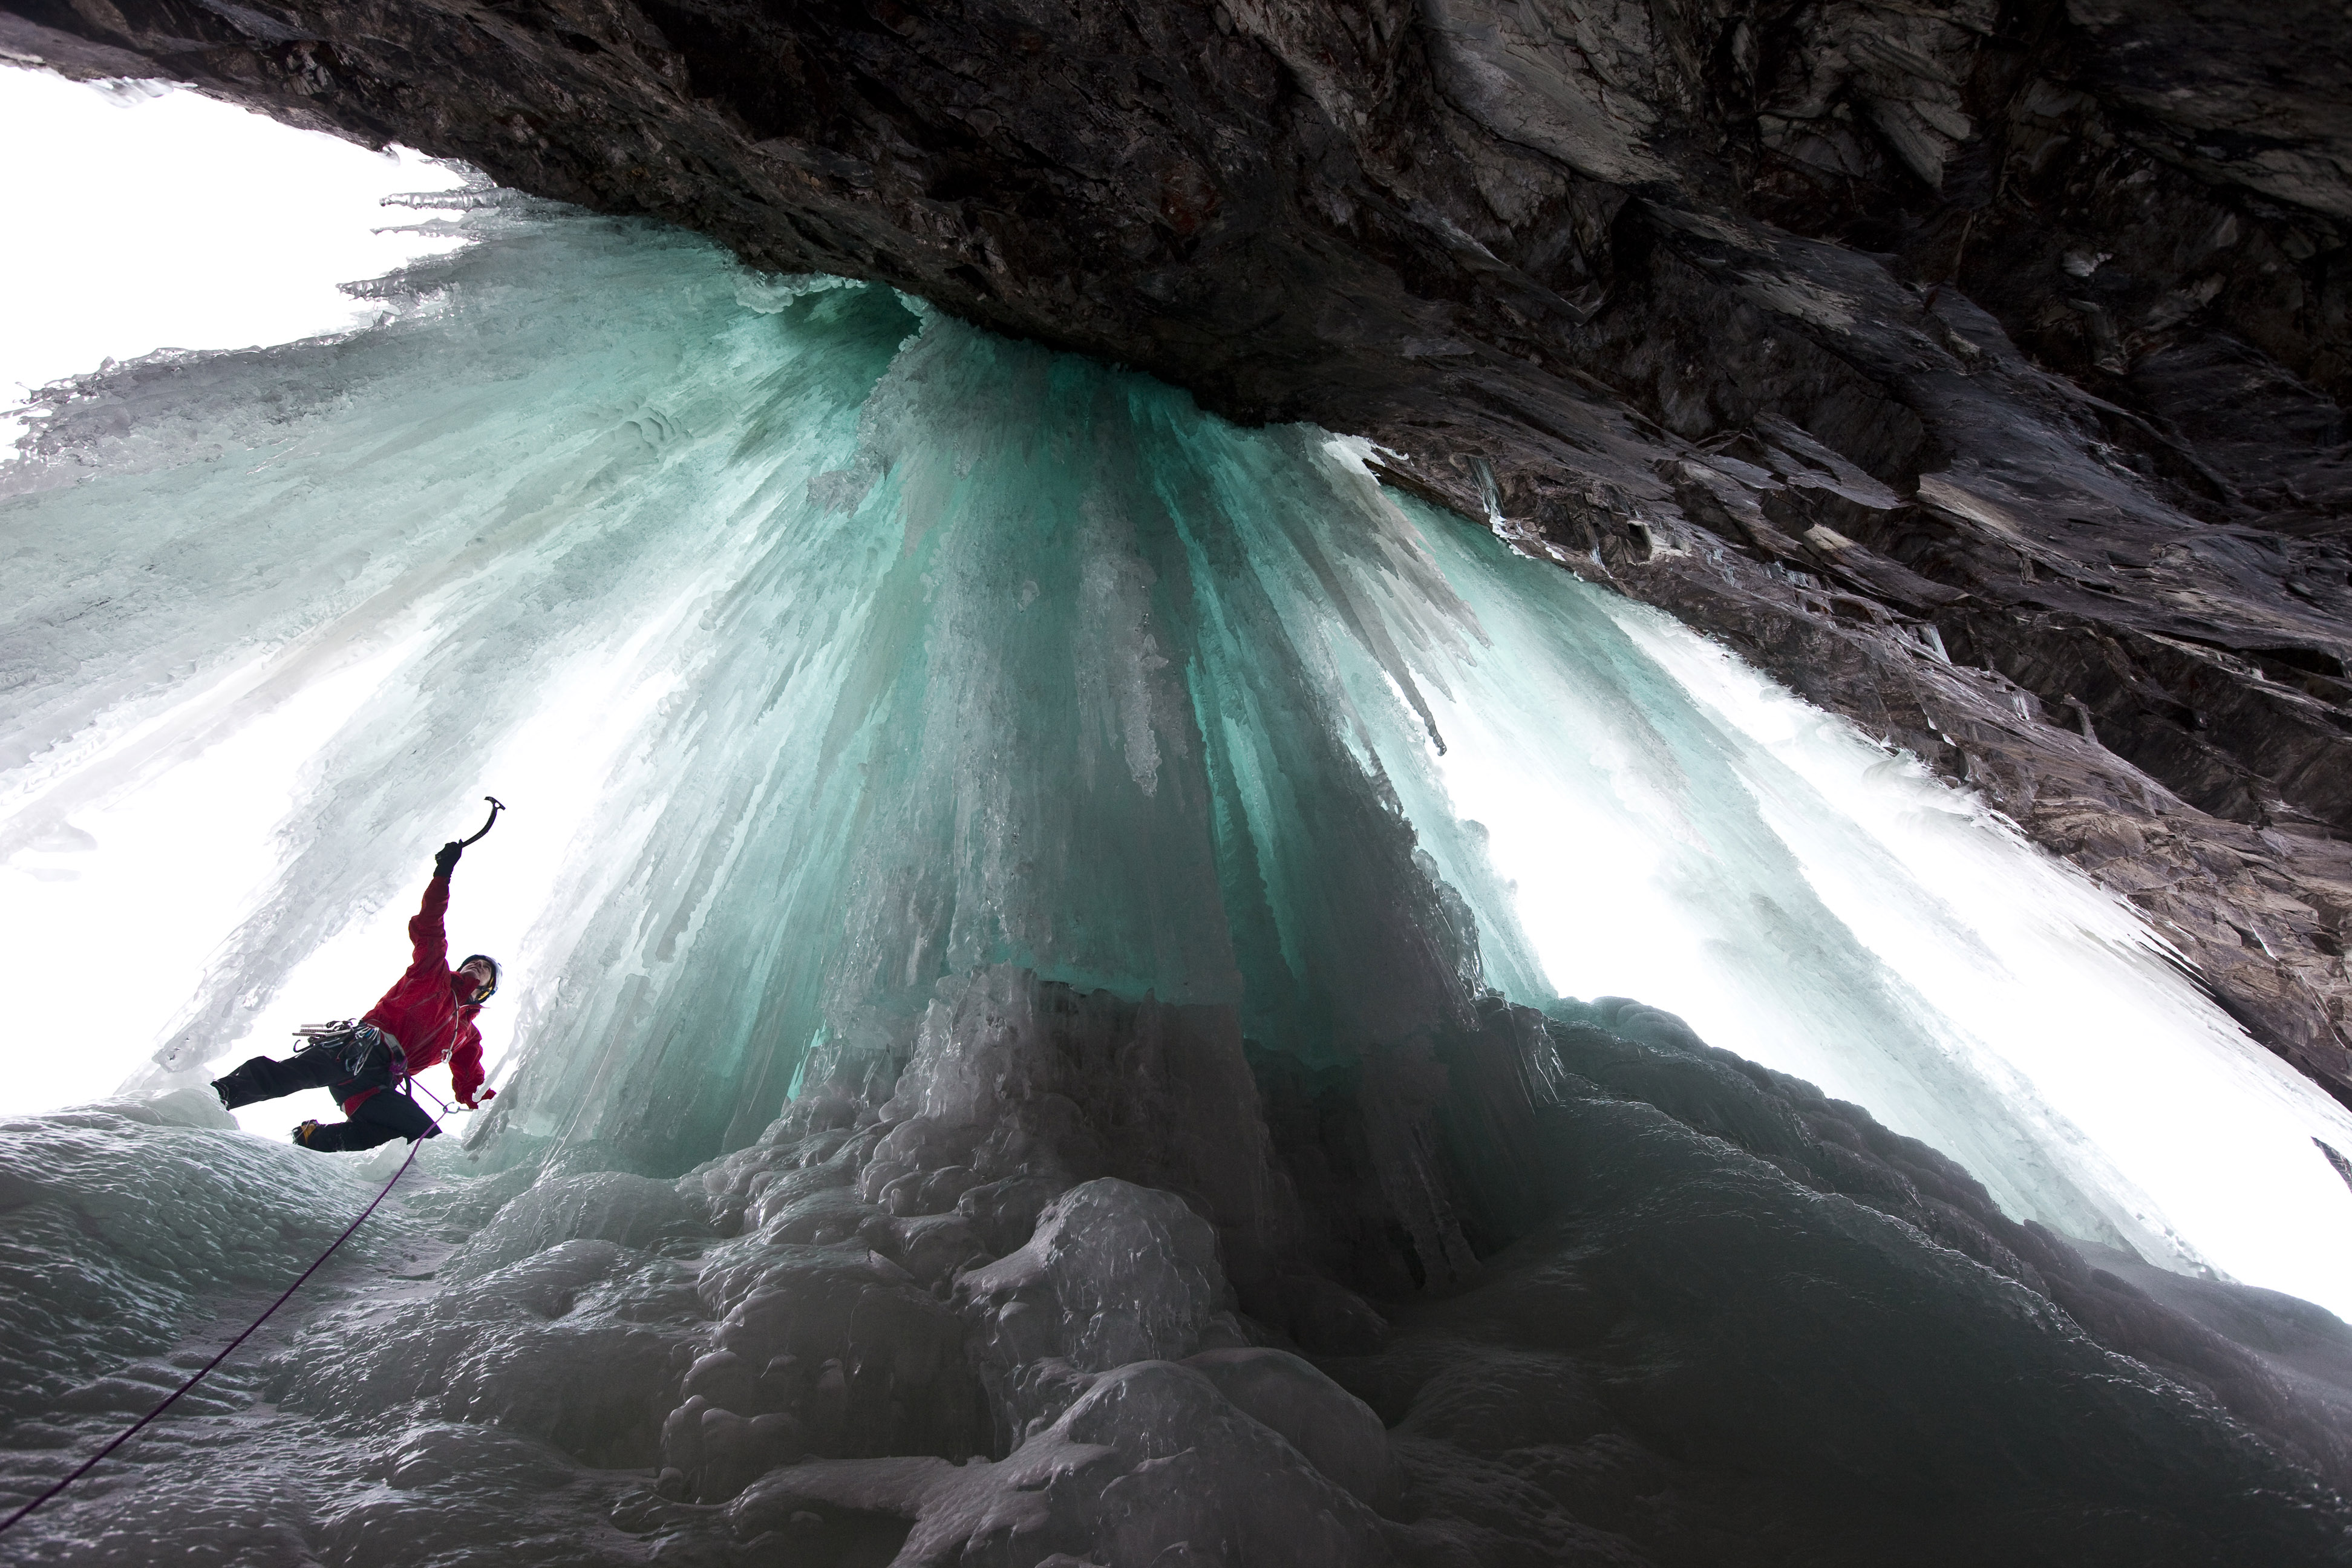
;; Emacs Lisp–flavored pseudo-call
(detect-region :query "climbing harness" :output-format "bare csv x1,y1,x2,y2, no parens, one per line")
291,1019,401,1084
0,1126,436,1538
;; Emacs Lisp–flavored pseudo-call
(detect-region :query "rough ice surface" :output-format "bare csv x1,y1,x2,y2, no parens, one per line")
7,193,2348,1302
6,196,2352,1563
0,65,470,448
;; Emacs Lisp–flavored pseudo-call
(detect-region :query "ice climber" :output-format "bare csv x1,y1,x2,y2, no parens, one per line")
211,838,500,1150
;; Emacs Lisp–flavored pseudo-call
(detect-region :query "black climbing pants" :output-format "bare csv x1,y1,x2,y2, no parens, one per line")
301,1091,436,1152
212,1037,437,1151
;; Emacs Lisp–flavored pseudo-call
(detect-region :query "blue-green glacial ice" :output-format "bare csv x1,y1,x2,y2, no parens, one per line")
7,194,2352,1565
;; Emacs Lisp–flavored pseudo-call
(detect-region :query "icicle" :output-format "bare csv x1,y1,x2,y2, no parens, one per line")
8,197,2352,1318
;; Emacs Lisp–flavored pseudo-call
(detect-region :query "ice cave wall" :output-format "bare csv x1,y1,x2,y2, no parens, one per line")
8,193,2352,1565
5,0,2350,1117
12,196,2350,1301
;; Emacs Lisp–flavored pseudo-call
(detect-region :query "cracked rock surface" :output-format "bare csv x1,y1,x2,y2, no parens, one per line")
5,0,2351,1097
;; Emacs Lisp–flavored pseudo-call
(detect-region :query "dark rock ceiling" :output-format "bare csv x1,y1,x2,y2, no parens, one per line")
7,0,2351,1103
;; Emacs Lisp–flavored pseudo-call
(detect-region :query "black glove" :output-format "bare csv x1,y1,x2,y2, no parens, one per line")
433,840,463,878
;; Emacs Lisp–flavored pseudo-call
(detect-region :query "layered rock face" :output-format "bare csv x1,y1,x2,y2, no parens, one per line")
6,0,2346,1100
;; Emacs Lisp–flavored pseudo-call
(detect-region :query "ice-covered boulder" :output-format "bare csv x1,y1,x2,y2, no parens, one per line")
1324,1008,2352,1564
957,1177,1250,1440
664,1243,984,1491
719,1359,1393,1567
858,967,1307,1306
442,1169,711,1281
1180,1347,1400,1514
275,1237,697,1467
597,1114,1004,1504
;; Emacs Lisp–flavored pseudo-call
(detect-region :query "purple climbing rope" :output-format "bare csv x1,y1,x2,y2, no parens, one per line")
0,1130,433,1537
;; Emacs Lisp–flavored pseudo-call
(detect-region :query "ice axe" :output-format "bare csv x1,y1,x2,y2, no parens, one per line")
459,795,506,847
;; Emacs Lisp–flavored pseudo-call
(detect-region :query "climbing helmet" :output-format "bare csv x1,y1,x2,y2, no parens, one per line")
459,954,501,1005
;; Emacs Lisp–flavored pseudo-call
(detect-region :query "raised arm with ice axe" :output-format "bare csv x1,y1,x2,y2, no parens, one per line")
212,797,508,1151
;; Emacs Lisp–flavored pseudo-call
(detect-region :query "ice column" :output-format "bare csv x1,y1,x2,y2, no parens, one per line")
8,198,2352,1313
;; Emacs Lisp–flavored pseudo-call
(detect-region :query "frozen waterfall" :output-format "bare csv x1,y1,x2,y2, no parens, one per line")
12,83,2352,1566
6,183,2352,1318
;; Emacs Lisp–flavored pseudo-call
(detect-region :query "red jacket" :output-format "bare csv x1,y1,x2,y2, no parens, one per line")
349,874,486,1112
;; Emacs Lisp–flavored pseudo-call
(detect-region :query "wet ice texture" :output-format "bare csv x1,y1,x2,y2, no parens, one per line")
10,969,2352,1564
6,193,2351,1296
0,1086,382,1424
534,979,2352,1563
7,199,2352,1563
5,198,2348,1307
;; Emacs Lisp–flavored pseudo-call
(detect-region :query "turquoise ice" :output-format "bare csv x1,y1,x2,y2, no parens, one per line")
6,194,2352,1318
